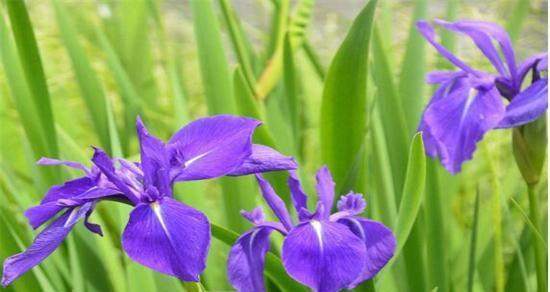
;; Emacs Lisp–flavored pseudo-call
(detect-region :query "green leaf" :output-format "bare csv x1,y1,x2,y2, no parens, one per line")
424,160,449,292
219,0,258,91
467,189,480,292
190,0,236,114
398,0,427,134
319,0,377,194
505,0,530,42
5,0,58,158
233,67,276,147
94,25,142,154
371,25,409,196
52,0,111,151
395,132,426,254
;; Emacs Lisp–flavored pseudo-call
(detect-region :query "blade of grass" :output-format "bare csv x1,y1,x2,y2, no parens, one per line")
282,34,301,156
190,0,258,232
320,0,377,195
527,183,547,292
424,160,449,292
0,14,54,188
255,0,314,100
467,188,481,292
505,0,530,42
52,0,111,151
371,26,409,196
5,0,58,159
395,132,426,255
94,25,141,155
398,0,427,135
219,0,257,91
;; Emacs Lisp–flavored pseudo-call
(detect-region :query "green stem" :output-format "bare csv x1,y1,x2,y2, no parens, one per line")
527,183,547,292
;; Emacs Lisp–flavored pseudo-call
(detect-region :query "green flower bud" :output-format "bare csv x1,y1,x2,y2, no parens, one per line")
512,115,547,185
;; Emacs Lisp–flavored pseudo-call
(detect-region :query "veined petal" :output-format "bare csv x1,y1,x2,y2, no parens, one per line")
315,166,335,219
497,78,548,128
168,115,260,182
422,77,505,173
338,217,396,287
228,145,297,176
228,227,273,292
37,158,89,175
1,204,92,287
136,117,171,197
288,170,308,220
282,220,366,292
255,174,293,231
121,197,210,281
41,176,96,204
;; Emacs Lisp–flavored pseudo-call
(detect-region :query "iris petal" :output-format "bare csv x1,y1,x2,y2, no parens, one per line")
121,197,210,282
282,220,366,292
255,174,294,231
1,204,92,287
288,170,308,220
168,115,260,181
315,166,335,218
227,227,273,292
228,144,297,176
421,77,505,173
497,78,548,128
136,117,171,197
338,217,396,287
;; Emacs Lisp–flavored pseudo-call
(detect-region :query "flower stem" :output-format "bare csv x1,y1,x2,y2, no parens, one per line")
527,183,547,292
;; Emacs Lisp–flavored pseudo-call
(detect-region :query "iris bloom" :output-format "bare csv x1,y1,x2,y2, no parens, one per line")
417,19,548,173
227,166,396,292
2,115,296,286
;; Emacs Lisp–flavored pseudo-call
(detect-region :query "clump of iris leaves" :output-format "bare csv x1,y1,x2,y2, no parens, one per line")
0,0,547,292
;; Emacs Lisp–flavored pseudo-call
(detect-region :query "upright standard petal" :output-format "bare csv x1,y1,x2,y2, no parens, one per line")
168,115,260,181
228,145,297,176
282,220,366,292
227,227,273,292
91,147,139,204
136,117,171,197
315,166,335,218
288,171,308,219
2,204,92,287
416,21,475,73
422,77,505,173
255,174,294,231
433,19,516,79
338,217,396,287
121,197,210,282
497,78,548,128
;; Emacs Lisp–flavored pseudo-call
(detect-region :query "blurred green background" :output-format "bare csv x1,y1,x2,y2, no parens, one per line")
0,0,547,291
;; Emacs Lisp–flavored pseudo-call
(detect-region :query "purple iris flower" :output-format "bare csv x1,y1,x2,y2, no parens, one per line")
2,115,297,286
417,19,548,173
227,166,396,292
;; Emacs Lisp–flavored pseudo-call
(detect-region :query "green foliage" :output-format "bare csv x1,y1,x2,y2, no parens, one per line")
0,1,546,292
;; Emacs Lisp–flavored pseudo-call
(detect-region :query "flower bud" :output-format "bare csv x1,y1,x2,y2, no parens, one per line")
512,115,547,185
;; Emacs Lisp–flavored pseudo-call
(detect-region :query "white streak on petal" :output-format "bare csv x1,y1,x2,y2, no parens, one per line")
311,220,323,250
184,151,211,168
